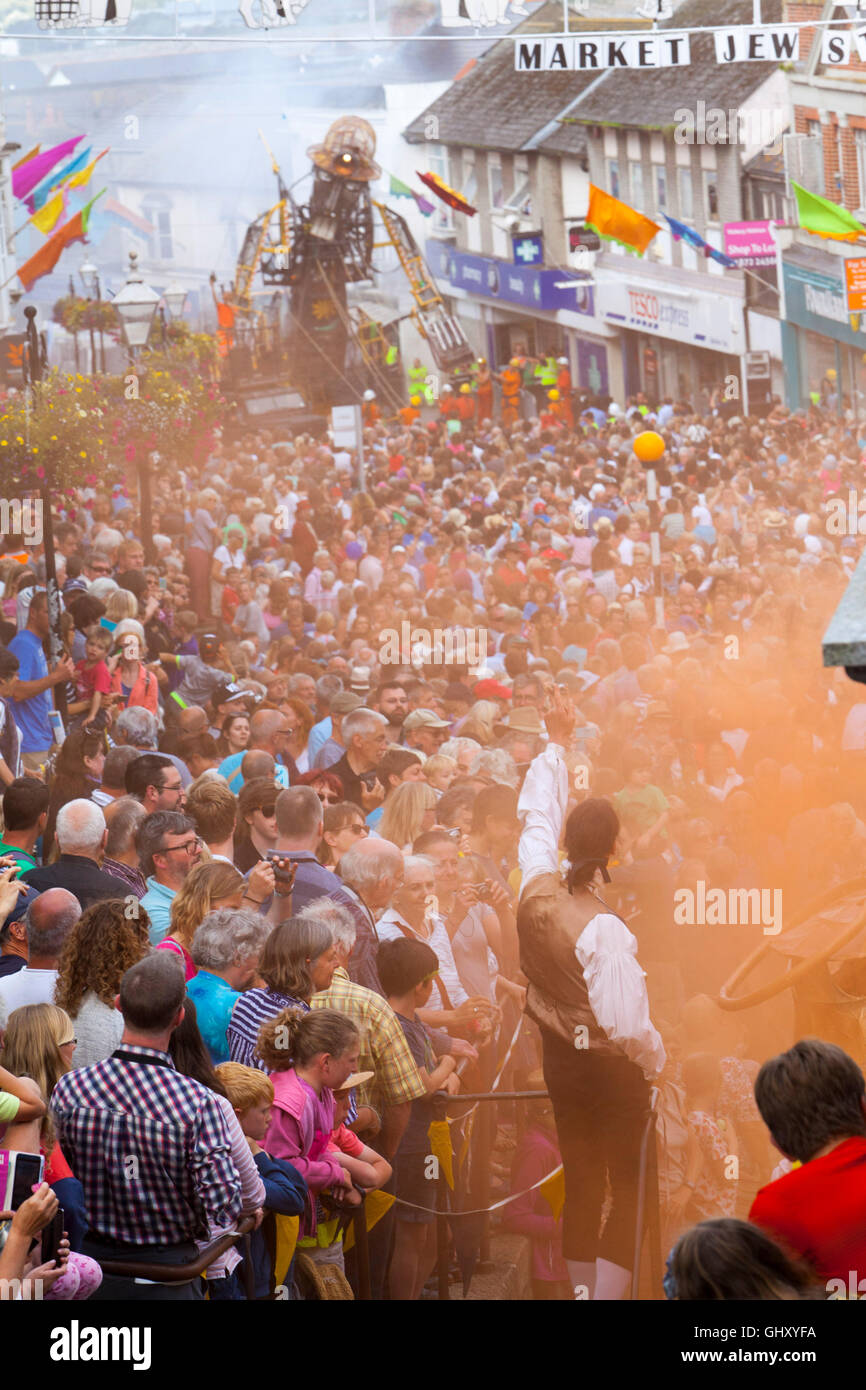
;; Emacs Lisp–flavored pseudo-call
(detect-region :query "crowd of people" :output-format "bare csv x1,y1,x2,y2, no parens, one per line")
1,369,866,1302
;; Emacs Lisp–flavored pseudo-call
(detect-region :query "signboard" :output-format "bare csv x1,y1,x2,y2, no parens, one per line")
425,239,594,317
845,256,866,314
569,225,602,253
514,32,692,71
723,221,777,267
0,334,26,385
599,277,742,353
713,25,799,63
744,351,771,379
331,404,361,449
511,231,543,267
783,260,866,349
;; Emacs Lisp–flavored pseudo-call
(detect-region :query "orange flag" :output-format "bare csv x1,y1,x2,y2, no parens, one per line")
586,183,660,255
16,192,102,291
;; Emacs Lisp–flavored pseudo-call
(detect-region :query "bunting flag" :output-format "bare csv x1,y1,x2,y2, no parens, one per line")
12,145,40,172
585,182,660,255
12,135,83,201
66,147,109,191
412,191,435,217
416,169,477,217
30,186,68,236
389,173,414,198
664,214,738,267
16,190,104,291
791,181,866,243
28,146,92,212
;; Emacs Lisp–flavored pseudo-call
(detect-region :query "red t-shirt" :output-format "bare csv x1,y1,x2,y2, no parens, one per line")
749,1136,866,1281
75,657,111,703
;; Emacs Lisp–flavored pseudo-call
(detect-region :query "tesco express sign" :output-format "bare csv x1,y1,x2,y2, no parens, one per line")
601,279,739,352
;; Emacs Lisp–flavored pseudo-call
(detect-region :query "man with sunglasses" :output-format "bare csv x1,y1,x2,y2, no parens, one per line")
138,811,203,946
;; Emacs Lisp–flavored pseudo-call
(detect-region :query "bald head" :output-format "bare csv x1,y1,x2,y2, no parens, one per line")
179,706,208,736
25,888,81,965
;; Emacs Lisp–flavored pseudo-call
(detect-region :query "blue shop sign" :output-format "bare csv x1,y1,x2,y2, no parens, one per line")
426,238,594,316
783,259,866,349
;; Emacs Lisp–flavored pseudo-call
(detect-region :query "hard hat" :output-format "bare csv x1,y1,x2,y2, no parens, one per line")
548,389,560,401
460,383,472,394
363,389,376,401
510,358,520,367
557,357,568,366
477,357,487,366
441,382,454,393
410,395,421,407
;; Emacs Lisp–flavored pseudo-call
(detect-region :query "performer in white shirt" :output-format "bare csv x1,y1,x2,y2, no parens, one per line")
517,688,665,1301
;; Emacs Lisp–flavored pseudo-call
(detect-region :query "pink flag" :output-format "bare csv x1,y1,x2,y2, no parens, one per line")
12,136,83,202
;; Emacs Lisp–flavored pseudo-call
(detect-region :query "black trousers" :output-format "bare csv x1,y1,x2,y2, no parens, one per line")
81,1234,205,1302
540,1030,650,1268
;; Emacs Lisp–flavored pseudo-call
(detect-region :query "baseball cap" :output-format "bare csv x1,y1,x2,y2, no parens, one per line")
403,709,450,731
473,678,511,700
213,682,254,708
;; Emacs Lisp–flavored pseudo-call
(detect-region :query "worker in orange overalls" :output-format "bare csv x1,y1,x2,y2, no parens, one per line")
475,358,494,424
540,388,565,430
556,356,574,428
399,395,422,427
456,381,476,426
499,358,522,428
438,383,460,423
362,389,380,426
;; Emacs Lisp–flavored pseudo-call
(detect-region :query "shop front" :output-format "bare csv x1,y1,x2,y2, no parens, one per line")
781,254,866,413
598,275,746,406
424,238,612,397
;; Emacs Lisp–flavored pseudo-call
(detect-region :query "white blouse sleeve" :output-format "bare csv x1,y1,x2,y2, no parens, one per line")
575,913,666,1078
518,743,568,897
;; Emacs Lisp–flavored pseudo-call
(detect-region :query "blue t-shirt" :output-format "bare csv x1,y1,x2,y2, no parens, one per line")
8,629,51,753
218,752,289,794
186,970,240,1064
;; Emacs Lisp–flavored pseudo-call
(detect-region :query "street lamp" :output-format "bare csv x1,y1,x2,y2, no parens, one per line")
111,248,160,360
162,282,187,319
110,250,160,565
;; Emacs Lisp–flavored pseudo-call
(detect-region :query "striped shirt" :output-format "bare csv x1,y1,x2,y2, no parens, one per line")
227,988,308,1071
50,1045,242,1247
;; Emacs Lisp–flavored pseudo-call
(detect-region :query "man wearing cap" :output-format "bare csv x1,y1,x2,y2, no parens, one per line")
402,709,450,760
312,691,365,772
159,634,232,715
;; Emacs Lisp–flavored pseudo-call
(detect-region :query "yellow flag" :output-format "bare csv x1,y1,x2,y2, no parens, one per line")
273,1213,300,1289
428,1119,454,1191
343,1190,395,1253
31,189,66,235
539,1166,565,1222
67,148,108,191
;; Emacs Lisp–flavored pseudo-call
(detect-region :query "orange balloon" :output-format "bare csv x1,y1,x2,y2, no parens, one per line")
633,430,666,463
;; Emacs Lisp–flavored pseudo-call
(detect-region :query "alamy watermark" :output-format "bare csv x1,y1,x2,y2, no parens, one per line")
673,882,783,935
378,622,487,667
674,100,787,155
0,497,43,546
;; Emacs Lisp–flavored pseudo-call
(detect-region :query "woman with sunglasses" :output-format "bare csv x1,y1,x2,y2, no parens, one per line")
318,802,369,868
234,776,280,875
294,769,345,807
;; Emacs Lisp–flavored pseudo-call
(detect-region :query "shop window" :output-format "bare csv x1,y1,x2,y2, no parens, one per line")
630,162,644,210
704,171,719,223
607,159,620,200
654,166,667,213
678,167,693,221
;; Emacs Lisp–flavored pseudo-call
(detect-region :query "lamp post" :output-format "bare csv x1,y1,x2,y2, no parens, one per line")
111,249,160,564
80,257,106,374
22,304,67,723
159,281,187,348
67,274,80,373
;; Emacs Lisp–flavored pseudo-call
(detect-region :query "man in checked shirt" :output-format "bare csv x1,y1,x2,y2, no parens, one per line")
50,953,250,1301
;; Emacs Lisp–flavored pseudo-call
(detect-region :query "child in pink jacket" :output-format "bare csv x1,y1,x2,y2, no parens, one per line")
257,1007,360,1233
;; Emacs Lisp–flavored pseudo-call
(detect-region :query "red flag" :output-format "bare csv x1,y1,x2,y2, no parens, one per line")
16,193,100,291
416,170,477,217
